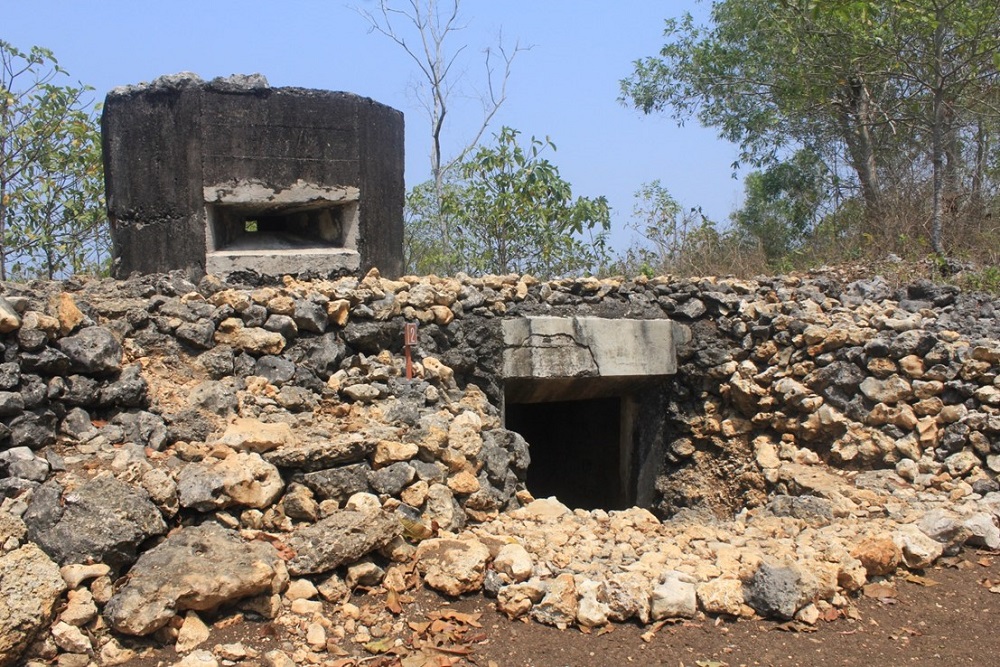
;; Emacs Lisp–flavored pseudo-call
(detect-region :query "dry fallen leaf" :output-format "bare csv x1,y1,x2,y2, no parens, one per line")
774,621,817,633
904,574,940,587
364,637,397,655
863,582,897,600
386,589,403,615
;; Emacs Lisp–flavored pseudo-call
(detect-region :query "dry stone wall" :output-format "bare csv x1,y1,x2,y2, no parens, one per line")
1,268,1000,664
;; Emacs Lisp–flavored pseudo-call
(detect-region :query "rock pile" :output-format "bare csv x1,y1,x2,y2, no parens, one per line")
0,267,999,666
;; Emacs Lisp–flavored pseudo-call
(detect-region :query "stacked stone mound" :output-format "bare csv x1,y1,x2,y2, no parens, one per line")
0,268,999,665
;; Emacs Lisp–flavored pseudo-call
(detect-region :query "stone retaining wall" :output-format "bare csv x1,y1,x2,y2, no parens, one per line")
2,268,1000,663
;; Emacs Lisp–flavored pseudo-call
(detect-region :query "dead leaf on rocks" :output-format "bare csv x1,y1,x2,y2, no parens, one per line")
640,619,681,643
981,578,1000,594
364,637,398,655
774,620,818,633
978,557,994,567
820,607,842,623
863,582,898,602
905,574,940,587
387,589,404,615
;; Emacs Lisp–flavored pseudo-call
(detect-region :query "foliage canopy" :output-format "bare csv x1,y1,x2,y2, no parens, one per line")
1,40,108,280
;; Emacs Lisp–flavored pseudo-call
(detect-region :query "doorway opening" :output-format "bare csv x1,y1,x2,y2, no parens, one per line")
507,396,626,510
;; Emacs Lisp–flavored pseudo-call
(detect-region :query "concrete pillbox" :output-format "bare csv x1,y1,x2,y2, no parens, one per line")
102,73,404,279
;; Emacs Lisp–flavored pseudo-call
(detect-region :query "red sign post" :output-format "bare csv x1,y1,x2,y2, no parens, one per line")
404,323,418,379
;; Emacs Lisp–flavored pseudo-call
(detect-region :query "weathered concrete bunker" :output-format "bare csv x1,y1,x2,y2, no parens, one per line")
501,317,684,510
101,73,404,279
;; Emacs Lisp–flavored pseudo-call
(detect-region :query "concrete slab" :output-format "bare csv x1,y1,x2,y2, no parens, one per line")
502,317,679,380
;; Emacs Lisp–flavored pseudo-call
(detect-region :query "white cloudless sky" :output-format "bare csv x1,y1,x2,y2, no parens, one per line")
4,0,743,252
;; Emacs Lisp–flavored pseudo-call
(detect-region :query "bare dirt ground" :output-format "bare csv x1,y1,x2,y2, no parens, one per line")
130,549,1000,667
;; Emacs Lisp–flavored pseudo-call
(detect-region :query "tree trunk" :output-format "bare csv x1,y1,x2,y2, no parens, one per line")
838,75,882,215
929,15,946,256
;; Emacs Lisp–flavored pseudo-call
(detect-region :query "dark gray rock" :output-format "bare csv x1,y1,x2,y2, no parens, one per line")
60,407,97,440
255,355,296,385
8,411,57,450
342,321,403,355
411,460,447,484
57,326,123,375
240,303,268,328
674,298,707,319
292,333,346,380
481,444,512,485
199,345,235,379
0,362,20,390
99,364,149,407
188,380,238,416
104,523,283,636
19,348,70,375
368,462,416,496
744,562,804,620
263,314,297,340
275,385,316,412
286,509,400,576
113,411,169,450
23,474,167,571
303,463,371,500
765,495,834,525
16,328,48,352
294,298,328,334
57,375,99,407
888,330,937,359
175,320,216,349
0,446,49,482
165,409,215,445
0,391,24,417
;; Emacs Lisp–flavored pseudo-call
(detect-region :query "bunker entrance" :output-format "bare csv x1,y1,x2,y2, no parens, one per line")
501,316,683,512
506,394,629,511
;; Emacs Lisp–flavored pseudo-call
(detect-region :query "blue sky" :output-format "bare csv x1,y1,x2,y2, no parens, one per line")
5,0,742,252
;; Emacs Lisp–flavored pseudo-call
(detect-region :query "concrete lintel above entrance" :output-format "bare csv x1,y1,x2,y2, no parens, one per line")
502,316,681,381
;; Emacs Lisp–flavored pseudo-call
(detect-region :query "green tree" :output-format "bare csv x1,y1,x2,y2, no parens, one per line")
1,41,108,280
410,127,611,277
731,150,828,262
622,1,1000,257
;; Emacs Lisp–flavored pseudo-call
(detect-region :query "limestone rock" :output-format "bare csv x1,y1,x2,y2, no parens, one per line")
850,536,901,577
214,419,293,453
286,509,400,576
497,579,547,619
531,573,577,629
177,452,284,511
264,435,373,471
0,543,66,667
0,297,21,334
893,524,945,569
104,523,284,636
214,319,285,355
605,572,651,624
23,474,167,570
697,578,745,616
175,611,211,653
50,620,91,654
415,538,490,596
576,578,610,627
59,588,97,627
493,543,533,583
650,571,698,620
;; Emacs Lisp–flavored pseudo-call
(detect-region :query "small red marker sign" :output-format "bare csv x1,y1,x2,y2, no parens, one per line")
404,323,418,379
